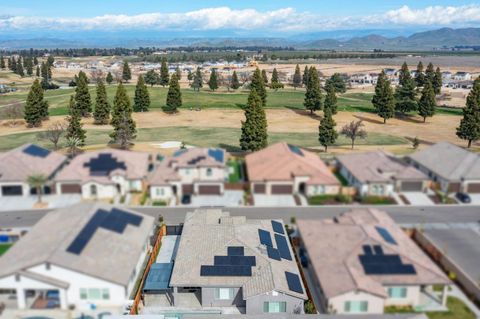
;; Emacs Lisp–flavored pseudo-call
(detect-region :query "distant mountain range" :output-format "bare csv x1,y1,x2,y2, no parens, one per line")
1,27,479,50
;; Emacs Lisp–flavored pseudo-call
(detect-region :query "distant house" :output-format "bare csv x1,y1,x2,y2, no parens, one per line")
453,71,472,81
337,151,429,196
406,142,480,193
55,149,152,199
349,73,378,85
149,148,227,201
245,143,340,196
0,144,67,197
297,208,450,314
441,71,452,80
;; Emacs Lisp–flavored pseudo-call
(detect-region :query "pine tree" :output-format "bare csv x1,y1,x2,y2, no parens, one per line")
425,62,435,85
457,77,480,148
25,57,33,76
270,68,284,90
318,108,337,152
11,57,17,73
261,69,268,85
240,89,268,151
230,71,240,90
16,59,24,77
395,69,418,115
187,70,193,83
250,68,267,107
33,56,38,65
133,75,150,112
159,58,169,87
398,62,410,87
433,67,442,95
415,61,425,87
292,64,302,90
191,67,203,91
165,73,182,112
65,96,86,146
46,56,53,80
304,66,323,114
36,65,40,77
418,80,436,122
74,71,92,117
24,79,48,127
110,83,136,147
372,71,395,123
122,61,131,83
324,83,337,114
208,69,219,91
40,62,49,84
7,57,12,70
325,73,347,94
0,55,5,69
302,65,309,86
175,67,182,81
106,72,114,85
93,80,110,124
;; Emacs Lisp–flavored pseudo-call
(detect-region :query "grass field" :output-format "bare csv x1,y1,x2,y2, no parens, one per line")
0,244,12,256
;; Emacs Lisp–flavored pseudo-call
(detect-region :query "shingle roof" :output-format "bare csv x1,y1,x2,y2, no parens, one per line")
169,209,307,300
297,208,449,299
0,203,155,287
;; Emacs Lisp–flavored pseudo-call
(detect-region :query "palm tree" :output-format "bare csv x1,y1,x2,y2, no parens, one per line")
27,174,47,203
65,137,82,158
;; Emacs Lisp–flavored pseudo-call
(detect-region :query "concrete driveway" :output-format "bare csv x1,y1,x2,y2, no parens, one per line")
468,194,480,205
0,194,82,211
188,190,244,207
401,192,434,206
253,195,296,207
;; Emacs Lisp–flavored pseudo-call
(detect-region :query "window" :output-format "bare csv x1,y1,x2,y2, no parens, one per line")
388,287,407,298
90,184,97,196
214,288,234,300
80,288,87,300
156,188,164,196
80,288,109,300
344,301,368,313
206,168,213,177
263,301,287,313
88,288,101,300
45,263,51,270
101,288,110,300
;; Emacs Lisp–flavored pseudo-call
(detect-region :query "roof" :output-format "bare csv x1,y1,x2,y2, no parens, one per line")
55,149,151,185
337,151,427,184
169,209,307,300
245,143,339,185
297,208,449,300
408,142,480,181
0,144,67,182
143,263,174,292
0,203,155,287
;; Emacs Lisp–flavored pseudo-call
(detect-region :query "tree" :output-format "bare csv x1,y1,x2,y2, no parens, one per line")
35,65,40,77
325,73,347,94
65,96,86,146
415,61,425,87
144,70,157,87
93,80,110,124
187,70,193,83
122,61,132,83
33,56,38,65
106,71,114,85
398,62,410,86
165,73,182,112
261,69,268,85
133,75,150,112
318,108,337,152
341,120,367,149
302,65,309,86
250,68,267,107
191,67,203,91
304,66,323,114
65,137,82,158
175,67,182,80
74,71,92,117
418,80,436,122
372,71,395,123
292,64,302,90
457,77,480,148
159,58,170,87
412,137,420,149
27,174,47,204
324,83,337,114
110,83,136,148
16,59,24,77
433,67,442,95
11,57,17,73
36,122,65,150
25,57,33,76
0,55,5,69
239,89,268,151
24,79,48,127
208,69,219,91
425,62,435,85
230,71,240,90
270,68,284,90
395,70,418,115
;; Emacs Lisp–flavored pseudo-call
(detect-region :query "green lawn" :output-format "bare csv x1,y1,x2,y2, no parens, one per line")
227,160,243,183
308,194,352,205
0,244,12,256
426,297,476,319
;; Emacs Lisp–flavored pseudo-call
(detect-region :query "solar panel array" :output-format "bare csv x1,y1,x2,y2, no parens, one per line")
228,246,244,256
375,226,398,245
200,246,255,277
259,227,292,261
271,220,285,234
285,271,304,294
208,148,224,163
83,153,127,176
23,144,51,158
66,208,143,255
359,245,416,275
275,234,292,260
258,229,273,247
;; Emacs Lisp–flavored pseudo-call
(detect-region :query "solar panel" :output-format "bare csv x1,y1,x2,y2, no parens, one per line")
373,245,384,255
359,248,417,276
287,144,303,157
267,246,281,261
271,220,285,234
275,234,292,260
363,245,373,255
84,153,127,176
173,149,187,157
258,229,273,247
375,226,397,245
200,265,252,276
227,246,244,256
187,156,206,165
208,148,224,163
285,272,304,294
214,256,256,266
23,144,50,158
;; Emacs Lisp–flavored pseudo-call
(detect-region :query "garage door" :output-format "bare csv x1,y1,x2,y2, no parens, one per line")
198,185,221,195
60,184,82,194
448,183,461,193
1,185,23,196
253,184,266,194
467,183,480,193
401,181,423,192
271,184,293,194
182,184,194,195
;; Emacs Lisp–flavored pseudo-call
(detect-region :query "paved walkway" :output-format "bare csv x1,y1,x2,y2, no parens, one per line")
253,194,296,207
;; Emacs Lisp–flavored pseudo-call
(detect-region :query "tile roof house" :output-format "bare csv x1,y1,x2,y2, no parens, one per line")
245,143,340,196
296,208,450,314
167,209,307,315
55,149,152,199
337,151,429,196
0,203,155,311
0,144,67,197
406,142,480,193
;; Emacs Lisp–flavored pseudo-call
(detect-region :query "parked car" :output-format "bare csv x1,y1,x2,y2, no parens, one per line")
181,194,192,205
455,192,471,203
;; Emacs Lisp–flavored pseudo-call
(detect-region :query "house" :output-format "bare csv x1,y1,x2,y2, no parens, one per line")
0,144,67,197
441,71,452,80
406,142,480,193
55,149,152,199
159,209,307,314
453,72,472,81
349,73,378,85
245,143,340,196
0,203,155,312
297,208,450,314
148,148,227,201
337,152,429,196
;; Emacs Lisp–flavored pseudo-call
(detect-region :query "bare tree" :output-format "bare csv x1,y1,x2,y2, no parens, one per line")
340,120,367,149
90,69,105,83
1,103,24,127
37,121,66,150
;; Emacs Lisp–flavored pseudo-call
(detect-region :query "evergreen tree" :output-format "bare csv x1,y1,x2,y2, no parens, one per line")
239,89,268,151
7,57,12,70
11,57,17,73
122,61,131,83
133,75,150,112
35,65,40,77
16,59,24,77
93,80,110,124
261,69,268,85
302,65,309,86
208,69,219,91
106,72,114,85
418,80,436,122
25,57,33,76
457,77,480,148
110,83,136,147
159,58,169,86
65,96,86,146
230,71,240,90
250,68,267,107
395,69,418,115
40,62,49,84
324,83,337,114
187,70,193,83
74,71,92,117
191,67,203,91
144,70,158,87
415,61,425,87
175,67,182,81
46,56,54,80
325,73,347,94
0,55,5,69
24,79,48,127
425,62,435,84
292,64,302,90
318,108,337,152
304,66,323,114
433,67,442,95
165,73,182,112
270,68,284,90
399,62,410,86
372,71,395,123
33,56,38,65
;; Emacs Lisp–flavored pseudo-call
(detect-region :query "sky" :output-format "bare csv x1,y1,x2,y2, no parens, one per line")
1,1,480,36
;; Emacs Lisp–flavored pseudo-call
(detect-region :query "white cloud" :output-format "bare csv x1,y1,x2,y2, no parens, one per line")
0,5,479,32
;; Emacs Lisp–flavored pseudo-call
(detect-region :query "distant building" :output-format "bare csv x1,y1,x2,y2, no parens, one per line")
453,72,472,81
349,73,378,85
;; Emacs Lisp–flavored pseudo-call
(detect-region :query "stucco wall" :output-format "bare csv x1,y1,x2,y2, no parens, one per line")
201,287,245,308
246,290,305,315
383,286,421,307
150,185,174,200
328,291,384,314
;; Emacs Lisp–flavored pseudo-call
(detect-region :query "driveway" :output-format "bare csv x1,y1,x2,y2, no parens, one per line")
188,190,244,207
467,194,480,205
401,192,434,206
253,195,296,207
0,195,82,211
